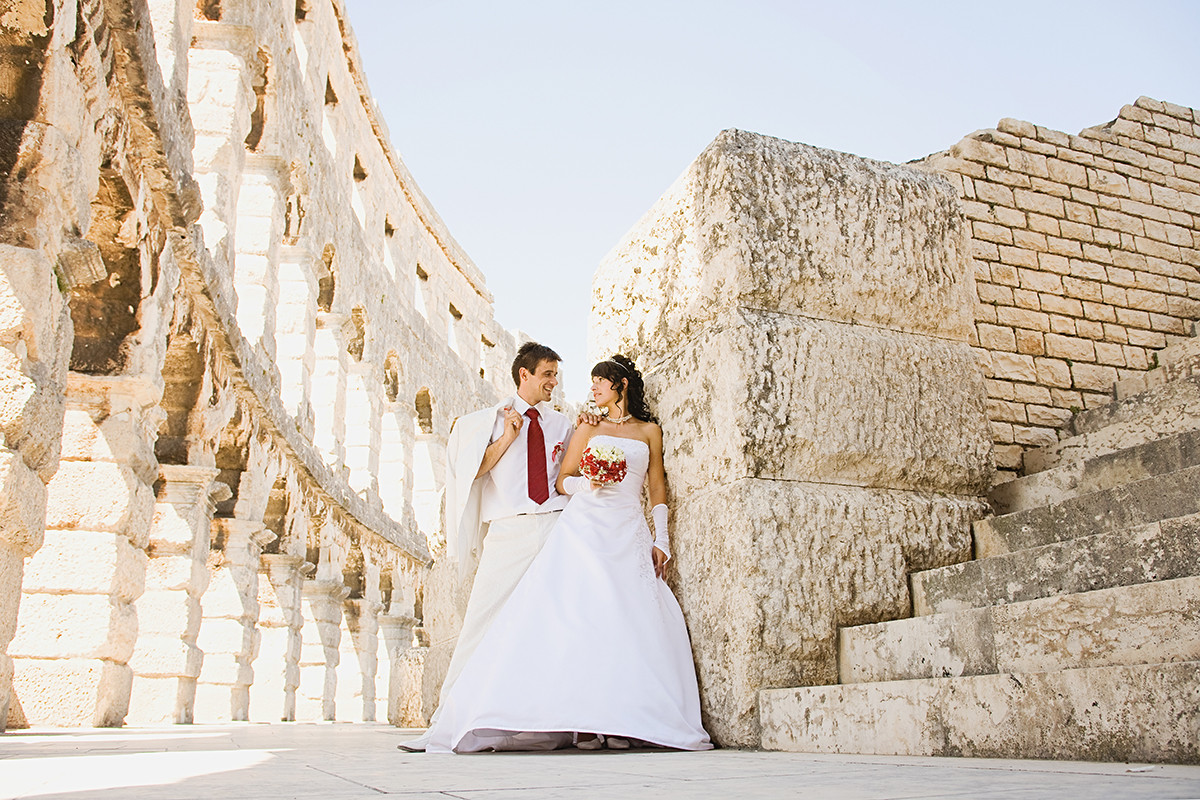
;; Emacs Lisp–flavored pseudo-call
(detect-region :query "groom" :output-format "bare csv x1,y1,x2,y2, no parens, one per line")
401,341,575,751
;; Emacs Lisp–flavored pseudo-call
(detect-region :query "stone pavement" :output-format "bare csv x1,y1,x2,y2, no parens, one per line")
1,724,1198,799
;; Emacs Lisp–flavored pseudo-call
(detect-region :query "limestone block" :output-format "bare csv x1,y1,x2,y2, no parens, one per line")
144,553,207,592
10,594,137,661
389,645,430,727
759,661,1200,763
0,546,23,645
127,674,195,724
21,530,146,600
651,310,993,497
10,658,132,727
129,637,203,677
45,461,154,540
1,652,13,731
196,617,251,654
671,478,984,747
203,568,255,618
0,364,65,479
0,449,47,555
591,129,975,359
136,592,201,638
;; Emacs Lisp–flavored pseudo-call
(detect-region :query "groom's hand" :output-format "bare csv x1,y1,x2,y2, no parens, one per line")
576,411,603,427
652,547,669,580
502,406,523,440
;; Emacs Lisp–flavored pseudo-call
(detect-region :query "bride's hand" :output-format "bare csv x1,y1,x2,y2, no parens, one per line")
589,479,605,491
652,547,668,579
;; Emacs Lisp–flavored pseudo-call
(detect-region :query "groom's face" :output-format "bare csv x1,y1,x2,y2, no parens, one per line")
520,359,559,404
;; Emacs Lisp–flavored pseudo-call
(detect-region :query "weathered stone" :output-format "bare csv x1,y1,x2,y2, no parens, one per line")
842,576,1200,682
651,310,992,497
761,661,1200,763
20,530,146,600
670,478,983,747
591,130,976,356
913,513,1200,615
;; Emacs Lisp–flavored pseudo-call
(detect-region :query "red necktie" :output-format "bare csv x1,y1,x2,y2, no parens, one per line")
525,408,549,504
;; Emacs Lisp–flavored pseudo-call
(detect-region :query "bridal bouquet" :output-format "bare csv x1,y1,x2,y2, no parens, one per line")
579,443,628,486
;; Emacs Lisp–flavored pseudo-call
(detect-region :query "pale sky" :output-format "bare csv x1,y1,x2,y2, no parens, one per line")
342,0,1199,400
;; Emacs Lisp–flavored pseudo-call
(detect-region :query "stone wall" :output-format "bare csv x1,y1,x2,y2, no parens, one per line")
2,0,513,730
590,130,993,747
922,98,1200,478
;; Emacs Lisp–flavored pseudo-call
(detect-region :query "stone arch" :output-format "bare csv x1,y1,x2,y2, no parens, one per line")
317,243,335,312
243,47,270,152
415,388,433,435
155,325,205,465
383,351,400,402
346,307,365,361
68,168,142,374
195,0,221,21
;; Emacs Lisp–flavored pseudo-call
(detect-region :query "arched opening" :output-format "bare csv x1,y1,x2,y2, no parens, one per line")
68,168,142,374
383,351,400,402
347,307,365,361
317,243,335,312
415,388,433,435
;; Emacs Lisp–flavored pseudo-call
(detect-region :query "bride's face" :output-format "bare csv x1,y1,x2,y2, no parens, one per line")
591,376,621,409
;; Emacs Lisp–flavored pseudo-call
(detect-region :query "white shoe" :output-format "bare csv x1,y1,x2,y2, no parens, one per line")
575,735,603,751
606,736,630,750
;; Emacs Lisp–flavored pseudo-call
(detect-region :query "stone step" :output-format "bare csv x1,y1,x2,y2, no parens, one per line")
973,463,1200,557
912,511,1200,616
1025,374,1200,474
840,575,1200,684
759,660,1200,762
1116,333,1200,400
990,427,1200,516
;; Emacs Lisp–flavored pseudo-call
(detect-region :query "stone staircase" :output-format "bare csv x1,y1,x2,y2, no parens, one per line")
759,331,1200,763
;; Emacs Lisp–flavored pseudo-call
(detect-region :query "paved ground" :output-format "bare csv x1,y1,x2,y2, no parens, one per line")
1,723,1198,799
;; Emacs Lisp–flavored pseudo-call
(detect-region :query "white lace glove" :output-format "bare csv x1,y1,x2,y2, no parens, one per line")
561,476,590,495
652,503,670,561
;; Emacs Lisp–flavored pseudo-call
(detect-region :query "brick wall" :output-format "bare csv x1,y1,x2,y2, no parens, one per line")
923,97,1200,477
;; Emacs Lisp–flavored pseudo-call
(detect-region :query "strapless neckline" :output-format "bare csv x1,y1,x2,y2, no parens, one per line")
590,434,649,452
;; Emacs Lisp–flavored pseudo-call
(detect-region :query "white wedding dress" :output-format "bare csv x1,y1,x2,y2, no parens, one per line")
425,435,712,753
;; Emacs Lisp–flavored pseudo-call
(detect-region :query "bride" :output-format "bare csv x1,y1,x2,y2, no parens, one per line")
424,355,712,753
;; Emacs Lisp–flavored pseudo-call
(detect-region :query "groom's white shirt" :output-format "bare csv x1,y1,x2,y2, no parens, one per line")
445,395,571,575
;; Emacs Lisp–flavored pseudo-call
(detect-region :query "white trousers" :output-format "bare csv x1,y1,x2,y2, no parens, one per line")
405,511,559,747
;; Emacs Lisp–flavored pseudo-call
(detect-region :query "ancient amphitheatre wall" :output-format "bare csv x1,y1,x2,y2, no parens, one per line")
1,0,512,730
921,98,1200,479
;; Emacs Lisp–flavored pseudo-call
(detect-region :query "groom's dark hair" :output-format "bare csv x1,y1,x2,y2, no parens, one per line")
511,341,561,387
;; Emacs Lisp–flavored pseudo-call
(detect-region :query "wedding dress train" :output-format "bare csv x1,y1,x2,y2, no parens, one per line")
425,435,712,753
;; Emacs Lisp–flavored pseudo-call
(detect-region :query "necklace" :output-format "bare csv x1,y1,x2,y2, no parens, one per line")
609,413,633,424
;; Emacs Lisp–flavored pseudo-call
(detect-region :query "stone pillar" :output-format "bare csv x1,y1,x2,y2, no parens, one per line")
589,130,994,746
233,155,286,356
337,598,378,721
0,244,70,731
311,313,347,467
254,553,306,721
275,246,316,427
10,374,158,727
379,612,417,726
298,579,349,720
126,465,222,724
187,21,255,273
194,519,275,721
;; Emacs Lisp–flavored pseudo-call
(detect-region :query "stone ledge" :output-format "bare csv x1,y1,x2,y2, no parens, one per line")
760,660,1200,763
912,512,1200,616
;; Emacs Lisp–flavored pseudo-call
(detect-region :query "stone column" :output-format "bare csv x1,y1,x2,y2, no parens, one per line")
337,597,383,722
254,553,306,721
10,374,158,727
379,612,417,726
590,130,994,746
298,579,349,720
233,155,286,356
126,465,222,724
275,246,316,427
195,519,275,721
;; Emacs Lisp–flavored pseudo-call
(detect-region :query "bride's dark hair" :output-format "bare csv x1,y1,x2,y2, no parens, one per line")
591,354,656,423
